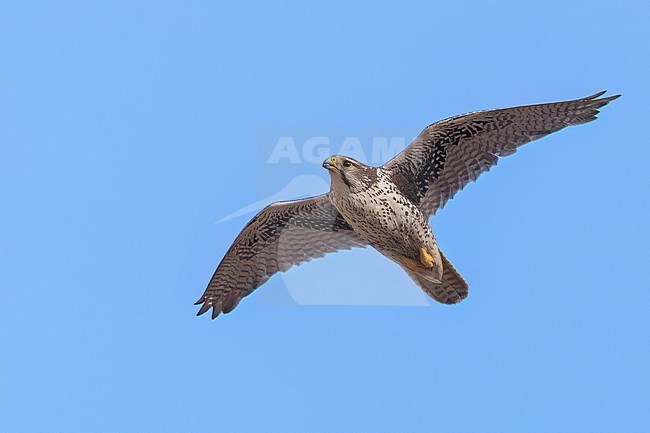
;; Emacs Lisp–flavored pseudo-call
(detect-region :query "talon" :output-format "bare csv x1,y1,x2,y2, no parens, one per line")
419,247,434,269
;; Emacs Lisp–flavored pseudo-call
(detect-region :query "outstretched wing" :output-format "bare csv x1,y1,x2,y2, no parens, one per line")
384,91,620,217
196,194,366,319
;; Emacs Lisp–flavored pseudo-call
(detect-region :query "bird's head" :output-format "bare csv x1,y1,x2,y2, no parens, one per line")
322,155,376,191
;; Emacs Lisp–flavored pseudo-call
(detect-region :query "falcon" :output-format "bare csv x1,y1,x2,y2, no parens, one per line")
196,91,619,319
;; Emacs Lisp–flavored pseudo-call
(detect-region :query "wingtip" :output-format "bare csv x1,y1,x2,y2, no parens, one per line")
585,90,608,100
196,301,212,317
586,90,621,103
195,296,228,319
604,93,622,102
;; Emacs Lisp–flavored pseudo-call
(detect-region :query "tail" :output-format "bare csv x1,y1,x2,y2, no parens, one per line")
403,249,469,305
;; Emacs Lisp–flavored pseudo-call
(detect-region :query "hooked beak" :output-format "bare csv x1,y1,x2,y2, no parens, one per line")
322,156,338,171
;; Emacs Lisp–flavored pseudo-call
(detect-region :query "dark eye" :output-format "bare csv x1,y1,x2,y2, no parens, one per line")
342,160,352,168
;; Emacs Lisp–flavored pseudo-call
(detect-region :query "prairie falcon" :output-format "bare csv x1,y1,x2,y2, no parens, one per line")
196,91,619,319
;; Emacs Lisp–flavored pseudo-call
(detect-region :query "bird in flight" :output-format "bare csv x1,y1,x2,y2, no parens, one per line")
196,91,619,319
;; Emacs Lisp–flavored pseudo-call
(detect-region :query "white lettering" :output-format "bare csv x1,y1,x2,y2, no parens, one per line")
267,137,301,164
338,137,368,162
371,136,407,164
302,137,331,163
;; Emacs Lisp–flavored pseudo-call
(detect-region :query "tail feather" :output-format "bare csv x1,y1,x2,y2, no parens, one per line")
404,249,469,305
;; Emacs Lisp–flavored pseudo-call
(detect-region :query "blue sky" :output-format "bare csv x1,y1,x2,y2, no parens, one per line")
1,1,649,432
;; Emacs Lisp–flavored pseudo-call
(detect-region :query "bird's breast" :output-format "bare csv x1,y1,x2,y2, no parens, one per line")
330,176,435,254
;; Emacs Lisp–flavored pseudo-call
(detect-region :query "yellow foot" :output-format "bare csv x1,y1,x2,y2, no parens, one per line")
419,247,435,269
